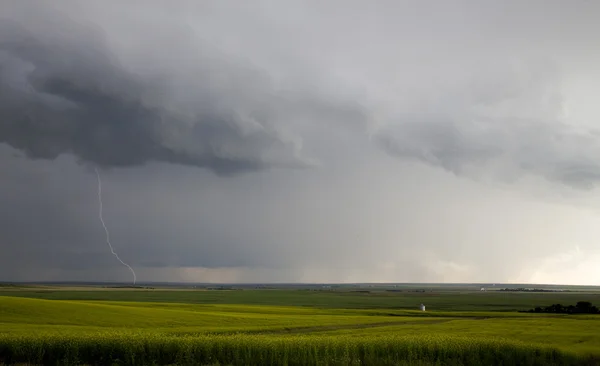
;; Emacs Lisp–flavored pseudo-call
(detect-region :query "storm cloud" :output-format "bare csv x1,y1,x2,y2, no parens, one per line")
2,0,600,285
373,59,600,190
0,4,330,176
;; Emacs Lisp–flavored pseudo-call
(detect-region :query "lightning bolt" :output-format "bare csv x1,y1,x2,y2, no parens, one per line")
95,168,137,285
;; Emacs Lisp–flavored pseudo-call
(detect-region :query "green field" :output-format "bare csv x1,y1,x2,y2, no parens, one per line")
1,285,600,365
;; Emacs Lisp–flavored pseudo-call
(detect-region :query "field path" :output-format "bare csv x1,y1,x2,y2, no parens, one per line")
246,314,524,335
248,318,463,335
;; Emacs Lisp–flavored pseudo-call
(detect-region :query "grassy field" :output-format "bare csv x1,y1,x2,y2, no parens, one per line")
1,285,600,365
4,286,600,311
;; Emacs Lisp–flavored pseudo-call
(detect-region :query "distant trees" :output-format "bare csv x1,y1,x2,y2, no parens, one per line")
527,301,599,314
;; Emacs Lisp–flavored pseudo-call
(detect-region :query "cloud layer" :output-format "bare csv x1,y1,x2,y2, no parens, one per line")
2,1,600,285
0,5,322,175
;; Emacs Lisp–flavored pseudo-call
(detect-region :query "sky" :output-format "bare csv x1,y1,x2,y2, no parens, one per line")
1,0,600,285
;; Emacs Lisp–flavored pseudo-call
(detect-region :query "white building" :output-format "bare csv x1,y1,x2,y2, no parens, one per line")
419,303,426,311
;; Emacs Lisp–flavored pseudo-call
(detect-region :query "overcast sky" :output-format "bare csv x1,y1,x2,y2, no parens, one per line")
2,0,600,285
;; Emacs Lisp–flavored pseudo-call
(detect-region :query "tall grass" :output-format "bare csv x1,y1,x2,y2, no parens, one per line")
0,332,592,366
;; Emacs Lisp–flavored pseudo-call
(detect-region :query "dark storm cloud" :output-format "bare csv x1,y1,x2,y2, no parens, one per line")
0,148,286,279
369,55,600,190
377,119,503,175
3,0,600,285
376,117,600,190
0,11,312,176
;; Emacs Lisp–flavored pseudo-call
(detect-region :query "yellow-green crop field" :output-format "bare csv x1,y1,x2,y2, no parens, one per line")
2,287,600,365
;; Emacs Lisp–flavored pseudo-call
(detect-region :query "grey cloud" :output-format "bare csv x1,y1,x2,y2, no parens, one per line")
377,118,600,190
0,8,315,176
373,56,600,190
377,119,503,176
0,148,286,277
3,0,600,285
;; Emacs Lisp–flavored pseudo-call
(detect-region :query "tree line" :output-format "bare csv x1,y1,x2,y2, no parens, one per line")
526,301,599,314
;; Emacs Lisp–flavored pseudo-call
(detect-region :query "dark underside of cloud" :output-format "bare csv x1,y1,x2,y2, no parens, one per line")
5,4,599,190
376,120,600,190
0,16,309,176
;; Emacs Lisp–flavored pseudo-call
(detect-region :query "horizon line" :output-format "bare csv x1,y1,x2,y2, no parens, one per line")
1,281,599,287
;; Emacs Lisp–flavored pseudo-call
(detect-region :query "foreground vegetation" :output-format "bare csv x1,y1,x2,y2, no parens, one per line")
1,332,589,366
2,285,600,365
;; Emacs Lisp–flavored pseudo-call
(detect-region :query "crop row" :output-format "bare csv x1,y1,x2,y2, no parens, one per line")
0,332,593,366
